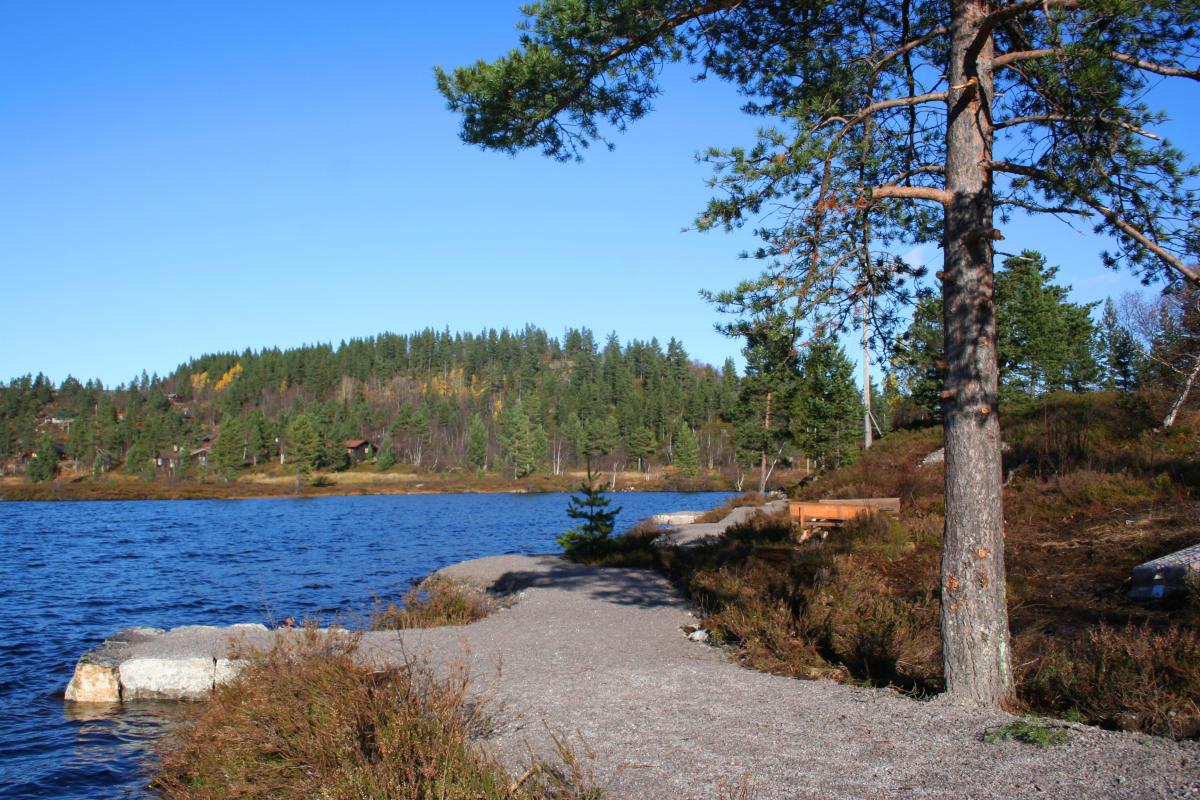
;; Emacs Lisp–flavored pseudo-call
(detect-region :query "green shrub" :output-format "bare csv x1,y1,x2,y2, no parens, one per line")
557,474,621,560
983,719,1070,747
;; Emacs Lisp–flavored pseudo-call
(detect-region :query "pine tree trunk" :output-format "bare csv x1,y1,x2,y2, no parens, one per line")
939,0,1014,707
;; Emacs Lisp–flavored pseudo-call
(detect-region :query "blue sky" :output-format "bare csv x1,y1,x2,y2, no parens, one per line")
2,2,1197,387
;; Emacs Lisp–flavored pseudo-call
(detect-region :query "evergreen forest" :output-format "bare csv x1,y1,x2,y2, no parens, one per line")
2,252,1194,489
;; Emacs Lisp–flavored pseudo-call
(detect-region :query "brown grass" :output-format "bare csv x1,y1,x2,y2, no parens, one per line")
151,627,601,799
371,577,494,630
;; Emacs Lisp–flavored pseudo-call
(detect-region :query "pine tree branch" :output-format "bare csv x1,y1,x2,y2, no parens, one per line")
993,48,1200,80
996,198,1088,215
993,113,1161,140
593,1,740,63
868,184,953,205
970,0,1082,61
1109,51,1200,80
892,163,946,183
869,24,951,76
989,160,1200,285
820,91,948,134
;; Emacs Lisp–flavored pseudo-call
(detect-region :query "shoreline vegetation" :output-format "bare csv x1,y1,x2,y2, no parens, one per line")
0,466,752,502
152,627,602,800
148,392,1196,797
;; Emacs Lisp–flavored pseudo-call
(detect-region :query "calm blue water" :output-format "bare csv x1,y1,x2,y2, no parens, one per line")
0,491,730,799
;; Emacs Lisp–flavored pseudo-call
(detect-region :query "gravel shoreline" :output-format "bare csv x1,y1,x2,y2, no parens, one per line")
353,553,1200,800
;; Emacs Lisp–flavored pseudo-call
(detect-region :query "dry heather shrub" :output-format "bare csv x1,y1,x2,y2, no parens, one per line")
707,590,834,679
372,576,493,630
1051,470,1166,511
152,628,600,799
682,512,940,690
799,427,943,508
835,512,915,560
1022,624,1200,738
802,554,941,690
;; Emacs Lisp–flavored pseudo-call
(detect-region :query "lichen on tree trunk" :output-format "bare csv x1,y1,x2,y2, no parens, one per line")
939,0,1014,706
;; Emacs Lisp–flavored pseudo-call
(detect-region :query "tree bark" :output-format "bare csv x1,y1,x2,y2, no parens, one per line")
759,390,773,494
863,302,873,449
1162,353,1200,429
939,0,1014,706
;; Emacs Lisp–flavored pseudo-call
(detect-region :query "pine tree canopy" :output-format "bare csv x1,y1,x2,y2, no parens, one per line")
437,0,1200,708
439,0,1200,318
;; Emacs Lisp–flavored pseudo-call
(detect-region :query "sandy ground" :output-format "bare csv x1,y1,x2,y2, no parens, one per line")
342,554,1200,800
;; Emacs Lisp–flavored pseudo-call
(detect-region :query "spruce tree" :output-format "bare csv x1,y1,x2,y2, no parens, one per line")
26,434,58,483
244,410,269,466
625,425,656,474
210,416,246,482
376,432,397,472
995,252,1100,401
556,470,622,558
132,434,161,480
673,423,701,477
794,339,864,471
500,399,540,478
466,413,488,471
285,414,320,487
1099,298,1142,392
733,321,799,492
583,415,620,468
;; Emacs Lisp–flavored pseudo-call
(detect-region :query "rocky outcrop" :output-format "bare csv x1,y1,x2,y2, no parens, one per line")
65,623,269,703
64,626,164,703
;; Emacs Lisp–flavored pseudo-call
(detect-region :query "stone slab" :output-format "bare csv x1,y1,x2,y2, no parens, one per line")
120,657,217,701
64,623,272,703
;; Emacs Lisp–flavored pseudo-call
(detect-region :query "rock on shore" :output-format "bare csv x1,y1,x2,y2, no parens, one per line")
65,623,271,702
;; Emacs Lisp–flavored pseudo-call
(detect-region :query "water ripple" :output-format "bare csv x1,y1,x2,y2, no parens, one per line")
0,490,731,798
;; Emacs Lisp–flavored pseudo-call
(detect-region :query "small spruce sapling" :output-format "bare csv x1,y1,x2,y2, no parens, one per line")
557,469,621,559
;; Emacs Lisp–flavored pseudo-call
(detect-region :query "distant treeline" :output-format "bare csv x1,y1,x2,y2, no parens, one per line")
4,251,1195,485
1,327,752,481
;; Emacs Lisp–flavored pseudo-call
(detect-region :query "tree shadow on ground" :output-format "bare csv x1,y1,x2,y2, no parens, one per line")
489,557,686,610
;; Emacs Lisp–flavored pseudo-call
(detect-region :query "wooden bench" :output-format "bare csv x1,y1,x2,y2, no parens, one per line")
788,497,901,541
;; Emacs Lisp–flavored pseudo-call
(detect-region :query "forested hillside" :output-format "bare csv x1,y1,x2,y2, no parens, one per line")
1,327,754,484
3,252,1195,492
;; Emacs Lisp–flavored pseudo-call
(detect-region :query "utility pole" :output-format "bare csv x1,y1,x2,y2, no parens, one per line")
862,301,873,449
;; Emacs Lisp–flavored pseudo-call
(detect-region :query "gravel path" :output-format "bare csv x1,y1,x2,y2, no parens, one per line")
354,553,1200,800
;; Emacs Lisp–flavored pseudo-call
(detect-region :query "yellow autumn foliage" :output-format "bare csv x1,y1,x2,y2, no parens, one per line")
214,363,244,393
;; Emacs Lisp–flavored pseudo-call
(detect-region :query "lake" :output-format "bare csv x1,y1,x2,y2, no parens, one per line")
0,490,731,799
